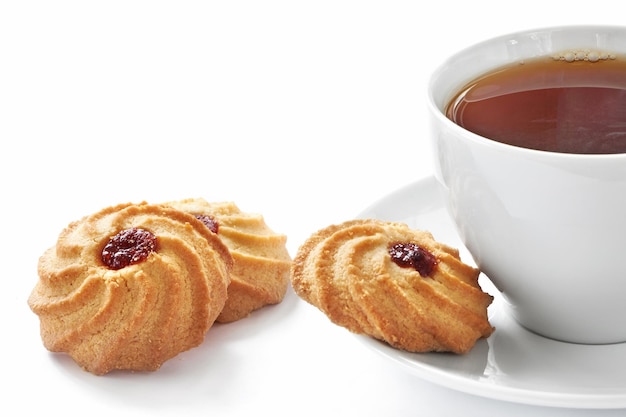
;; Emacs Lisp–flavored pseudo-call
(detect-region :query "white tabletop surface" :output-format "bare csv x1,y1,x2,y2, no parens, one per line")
3,1,625,416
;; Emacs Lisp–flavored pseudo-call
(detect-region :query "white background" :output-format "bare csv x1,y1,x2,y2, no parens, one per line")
2,1,625,416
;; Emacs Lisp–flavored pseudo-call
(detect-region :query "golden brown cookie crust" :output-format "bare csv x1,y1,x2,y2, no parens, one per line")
291,219,493,354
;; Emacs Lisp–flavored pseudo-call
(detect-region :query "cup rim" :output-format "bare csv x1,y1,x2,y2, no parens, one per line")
427,24,626,160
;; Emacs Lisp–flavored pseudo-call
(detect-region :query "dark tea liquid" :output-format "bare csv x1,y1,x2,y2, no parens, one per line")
446,52,626,154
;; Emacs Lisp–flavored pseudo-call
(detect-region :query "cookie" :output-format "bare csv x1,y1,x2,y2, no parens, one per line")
291,219,493,353
166,199,291,322
28,202,232,375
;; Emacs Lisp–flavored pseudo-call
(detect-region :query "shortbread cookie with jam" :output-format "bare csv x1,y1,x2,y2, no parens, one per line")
28,202,232,375
166,198,292,323
291,219,493,354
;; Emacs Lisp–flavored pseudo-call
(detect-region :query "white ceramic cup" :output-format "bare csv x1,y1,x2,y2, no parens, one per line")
428,25,626,344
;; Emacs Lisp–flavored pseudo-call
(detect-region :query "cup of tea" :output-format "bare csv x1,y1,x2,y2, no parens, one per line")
428,25,626,344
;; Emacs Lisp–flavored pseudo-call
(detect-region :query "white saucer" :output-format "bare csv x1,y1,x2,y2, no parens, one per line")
357,176,626,409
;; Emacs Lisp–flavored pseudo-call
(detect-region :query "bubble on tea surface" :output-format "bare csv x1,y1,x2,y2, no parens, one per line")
551,49,617,63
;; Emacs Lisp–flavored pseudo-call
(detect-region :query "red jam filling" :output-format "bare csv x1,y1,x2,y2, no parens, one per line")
101,227,157,270
194,214,219,234
388,242,437,277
